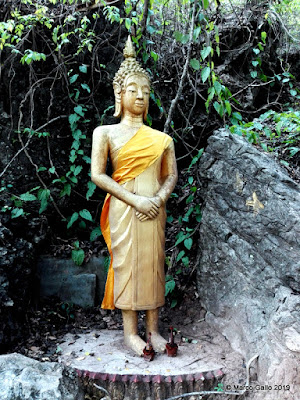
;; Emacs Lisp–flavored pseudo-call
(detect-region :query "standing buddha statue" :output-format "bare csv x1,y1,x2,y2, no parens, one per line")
91,36,178,356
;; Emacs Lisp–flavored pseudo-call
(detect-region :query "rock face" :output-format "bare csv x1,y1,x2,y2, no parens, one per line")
196,130,300,399
0,218,38,352
0,353,84,400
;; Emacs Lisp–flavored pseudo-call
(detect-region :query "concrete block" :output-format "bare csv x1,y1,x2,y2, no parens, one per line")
37,256,106,307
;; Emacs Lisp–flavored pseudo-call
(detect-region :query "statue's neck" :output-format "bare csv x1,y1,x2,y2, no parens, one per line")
121,114,143,128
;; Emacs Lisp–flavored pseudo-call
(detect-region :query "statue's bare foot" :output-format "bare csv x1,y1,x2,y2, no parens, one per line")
124,334,146,356
150,332,167,353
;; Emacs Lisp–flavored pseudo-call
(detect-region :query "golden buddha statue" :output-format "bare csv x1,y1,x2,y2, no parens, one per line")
91,36,178,356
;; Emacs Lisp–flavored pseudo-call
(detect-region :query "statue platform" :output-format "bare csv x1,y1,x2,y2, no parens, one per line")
58,326,240,399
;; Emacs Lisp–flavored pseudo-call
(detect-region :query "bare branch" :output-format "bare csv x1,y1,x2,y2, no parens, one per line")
163,0,197,134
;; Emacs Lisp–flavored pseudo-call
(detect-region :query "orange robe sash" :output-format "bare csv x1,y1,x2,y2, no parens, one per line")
101,125,172,309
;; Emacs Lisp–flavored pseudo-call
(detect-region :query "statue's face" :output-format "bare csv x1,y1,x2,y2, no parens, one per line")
122,74,150,116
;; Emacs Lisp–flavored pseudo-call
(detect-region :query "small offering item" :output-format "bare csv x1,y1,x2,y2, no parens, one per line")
143,332,155,361
166,326,178,357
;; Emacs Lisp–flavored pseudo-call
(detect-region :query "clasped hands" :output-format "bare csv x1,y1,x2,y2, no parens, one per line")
134,195,162,222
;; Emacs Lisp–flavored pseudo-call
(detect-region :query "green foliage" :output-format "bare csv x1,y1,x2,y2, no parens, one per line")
71,240,85,266
229,110,300,165
165,148,204,304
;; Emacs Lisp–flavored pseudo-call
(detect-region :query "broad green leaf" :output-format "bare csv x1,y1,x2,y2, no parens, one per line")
72,129,82,140
289,147,300,156
175,231,187,246
167,215,173,223
261,31,267,42
74,105,84,117
232,112,242,121
11,207,24,218
201,46,212,60
182,256,189,267
79,209,93,222
151,51,158,62
74,165,83,176
81,83,91,93
69,74,79,84
79,64,87,73
280,160,289,167
72,248,85,266
20,193,37,201
290,89,297,96
165,279,175,296
183,207,193,222
214,80,222,95
90,226,102,241
203,0,209,9
252,60,259,67
147,25,156,34
193,26,201,40
86,181,96,200
176,250,185,262
171,299,177,308
38,189,50,214
67,212,79,229
201,66,210,83
253,48,260,55
225,100,232,116
125,18,131,30
60,183,71,197
261,143,268,152
69,113,80,126
190,58,200,70
251,71,258,78
184,237,193,250
83,156,91,164
207,87,215,102
213,101,221,114
69,176,78,183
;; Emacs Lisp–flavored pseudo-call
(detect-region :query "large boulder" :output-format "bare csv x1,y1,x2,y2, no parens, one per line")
197,129,300,399
0,353,84,400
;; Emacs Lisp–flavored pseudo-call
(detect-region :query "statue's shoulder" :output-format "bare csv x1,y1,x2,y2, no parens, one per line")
93,124,117,142
146,126,172,141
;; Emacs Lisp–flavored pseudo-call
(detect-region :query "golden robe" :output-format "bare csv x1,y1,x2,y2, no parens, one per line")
101,125,172,310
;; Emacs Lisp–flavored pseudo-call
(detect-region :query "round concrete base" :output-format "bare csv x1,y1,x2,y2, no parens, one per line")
59,330,224,399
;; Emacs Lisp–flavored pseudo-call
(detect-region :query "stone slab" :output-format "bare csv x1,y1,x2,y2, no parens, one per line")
59,274,96,308
59,330,224,378
37,256,106,307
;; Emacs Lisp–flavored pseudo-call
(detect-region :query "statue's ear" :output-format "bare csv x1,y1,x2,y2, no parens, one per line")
143,104,149,121
113,83,122,118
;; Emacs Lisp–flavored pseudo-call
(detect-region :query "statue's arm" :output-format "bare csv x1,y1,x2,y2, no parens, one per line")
91,127,160,219
136,141,177,221
156,140,178,204
91,127,137,207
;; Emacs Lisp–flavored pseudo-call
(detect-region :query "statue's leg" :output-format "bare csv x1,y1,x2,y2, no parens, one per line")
122,309,146,356
146,308,167,353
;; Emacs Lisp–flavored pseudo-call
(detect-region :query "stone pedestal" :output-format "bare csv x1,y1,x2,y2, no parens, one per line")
59,330,225,400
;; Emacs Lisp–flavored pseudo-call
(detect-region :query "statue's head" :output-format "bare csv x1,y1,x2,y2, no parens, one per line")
113,36,151,120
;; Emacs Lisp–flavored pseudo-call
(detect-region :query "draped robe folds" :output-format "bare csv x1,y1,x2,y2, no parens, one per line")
100,125,172,310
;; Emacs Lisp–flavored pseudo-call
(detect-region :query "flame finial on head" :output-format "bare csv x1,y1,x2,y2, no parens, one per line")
123,35,136,59
112,35,150,118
